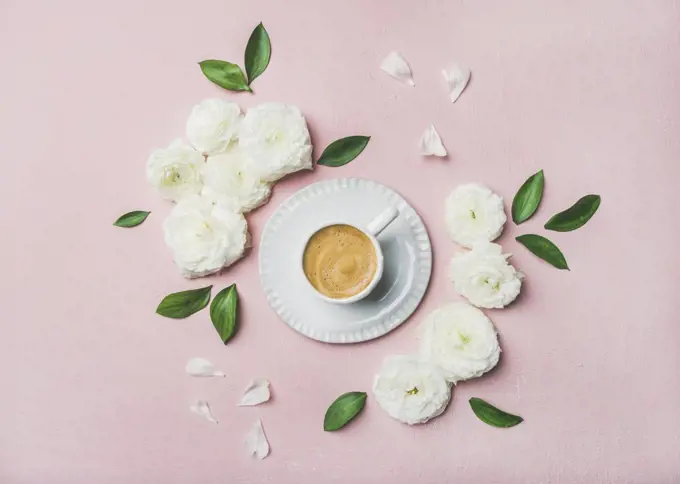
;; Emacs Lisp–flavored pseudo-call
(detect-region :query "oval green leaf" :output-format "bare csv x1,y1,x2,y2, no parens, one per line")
323,391,367,431
317,136,370,167
244,22,271,86
199,60,251,92
469,397,523,428
516,234,569,270
156,286,212,319
113,210,150,228
512,170,544,224
545,194,601,232
210,284,238,344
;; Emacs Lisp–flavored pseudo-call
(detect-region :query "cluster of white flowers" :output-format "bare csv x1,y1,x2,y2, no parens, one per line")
146,99,313,278
374,184,523,425
445,183,523,308
372,302,500,425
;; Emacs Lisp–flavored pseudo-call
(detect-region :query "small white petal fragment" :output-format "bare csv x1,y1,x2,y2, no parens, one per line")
185,357,225,378
442,64,471,102
381,51,415,86
238,379,271,406
419,125,447,157
245,419,270,459
190,400,218,423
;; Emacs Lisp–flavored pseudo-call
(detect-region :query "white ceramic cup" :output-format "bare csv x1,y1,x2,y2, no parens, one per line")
301,206,400,304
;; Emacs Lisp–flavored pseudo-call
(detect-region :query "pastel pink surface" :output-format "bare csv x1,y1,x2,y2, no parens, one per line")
1,0,679,482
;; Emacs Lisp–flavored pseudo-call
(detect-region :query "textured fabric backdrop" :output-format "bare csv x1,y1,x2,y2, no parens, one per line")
1,0,679,482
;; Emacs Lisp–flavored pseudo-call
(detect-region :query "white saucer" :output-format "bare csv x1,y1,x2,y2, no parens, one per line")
258,178,432,343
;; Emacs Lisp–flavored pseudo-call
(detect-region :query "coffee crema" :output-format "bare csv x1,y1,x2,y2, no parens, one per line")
303,224,378,299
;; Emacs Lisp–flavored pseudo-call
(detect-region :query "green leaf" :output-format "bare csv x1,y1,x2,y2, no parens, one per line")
516,234,569,270
199,60,251,92
317,136,370,167
113,210,150,228
323,391,367,431
469,397,523,428
511,170,544,224
545,194,601,232
210,284,238,344
244,22,271,85
156,286,212,319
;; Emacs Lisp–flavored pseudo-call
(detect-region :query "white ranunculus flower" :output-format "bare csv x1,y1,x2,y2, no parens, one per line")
146,139,204,202
445,183,506,248
163,195,249,278
372,354,452,425
186,99,242,156
450,242,523,309
239,103,313,182
201,148,271,213
420,302,500,384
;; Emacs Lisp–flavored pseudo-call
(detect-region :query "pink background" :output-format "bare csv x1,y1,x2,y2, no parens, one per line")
2,0,680,482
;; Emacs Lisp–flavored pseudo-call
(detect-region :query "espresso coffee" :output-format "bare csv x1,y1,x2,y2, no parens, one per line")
303,224,378,299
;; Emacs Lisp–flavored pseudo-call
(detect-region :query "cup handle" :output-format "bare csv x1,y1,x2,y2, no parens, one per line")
366,207,400,237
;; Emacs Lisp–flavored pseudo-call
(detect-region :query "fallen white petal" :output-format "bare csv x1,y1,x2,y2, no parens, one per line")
238,379,271,406
442,64,471,102
245,419,270,459
419,125,447,157
381,51,415,86
190,400,218,423
185,357,225,378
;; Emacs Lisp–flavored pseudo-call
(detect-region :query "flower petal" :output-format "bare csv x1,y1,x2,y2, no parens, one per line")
442,64,471,102
185,357,225,377
419,125,447,157
380,51,415,86
245,419,270,459
189,400,218,423
238,379,271,406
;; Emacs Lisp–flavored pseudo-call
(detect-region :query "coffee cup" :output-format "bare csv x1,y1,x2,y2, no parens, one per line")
301,207,400,304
